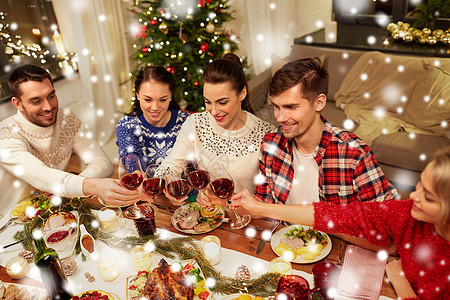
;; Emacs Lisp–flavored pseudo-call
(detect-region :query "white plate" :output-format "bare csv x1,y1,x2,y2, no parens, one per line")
98,197,131,208
171,204,225,235
270,225,332,264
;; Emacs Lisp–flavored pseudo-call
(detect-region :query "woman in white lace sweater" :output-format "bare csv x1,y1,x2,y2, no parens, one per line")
159,54,274,205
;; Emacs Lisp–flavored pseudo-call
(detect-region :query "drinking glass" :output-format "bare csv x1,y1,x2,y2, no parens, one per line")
184,157,210,191
165,168,190,202
119,154,144,218
142,164,166,197
209,163,250,229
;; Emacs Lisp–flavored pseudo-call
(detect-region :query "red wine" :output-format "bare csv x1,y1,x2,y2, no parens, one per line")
211,178,234,199
166,179,190,199
133,205,156,236
120,173,143,190
187,170,210,189
143,178,165,196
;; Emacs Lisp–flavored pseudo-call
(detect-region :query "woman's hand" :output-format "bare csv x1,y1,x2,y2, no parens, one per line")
385,259,418,299
163,190,188,206
229,189,261,214
197,186,226,207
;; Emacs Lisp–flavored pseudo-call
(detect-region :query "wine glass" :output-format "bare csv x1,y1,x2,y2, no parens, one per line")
165,167,190,203
184,157,210,190
119,154,144,218
209,163,251,229
142,164,166,197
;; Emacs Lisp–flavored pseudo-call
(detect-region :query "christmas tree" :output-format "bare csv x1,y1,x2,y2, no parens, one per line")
129,0,249,112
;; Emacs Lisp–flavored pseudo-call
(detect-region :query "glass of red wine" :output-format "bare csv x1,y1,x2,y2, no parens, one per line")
142,164,166,197
184,157,210,191
119,154,144,218
209,163,251,229
165,168,190,203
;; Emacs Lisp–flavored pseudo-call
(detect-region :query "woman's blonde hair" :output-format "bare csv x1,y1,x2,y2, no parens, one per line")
429,146,450,238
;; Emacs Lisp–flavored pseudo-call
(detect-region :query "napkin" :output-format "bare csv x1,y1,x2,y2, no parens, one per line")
337,245,387,300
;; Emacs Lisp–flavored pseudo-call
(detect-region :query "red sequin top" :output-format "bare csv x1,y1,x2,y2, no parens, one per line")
314,199,450,300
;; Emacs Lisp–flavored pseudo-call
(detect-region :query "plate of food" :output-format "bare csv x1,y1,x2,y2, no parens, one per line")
10,195,52,223
270,225,332,264
72,290,117,300
127,259,212,300
171,202,225,234
222,294,265,300
0,282,48,300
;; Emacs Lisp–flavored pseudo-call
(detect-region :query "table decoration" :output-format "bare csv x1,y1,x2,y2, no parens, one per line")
235,265,251,281
200,235,222,265
312,261,339,300
129,245,152,271
97,256,121,282
97,207,122,233
5,256,30,279
269,257,292,276
13,195,284,298
276,275,312,300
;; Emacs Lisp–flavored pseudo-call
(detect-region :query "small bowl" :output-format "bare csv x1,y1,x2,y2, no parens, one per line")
44,226,72,253
79,224,96,259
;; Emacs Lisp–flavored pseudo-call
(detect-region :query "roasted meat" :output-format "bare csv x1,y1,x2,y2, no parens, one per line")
143,259,194,300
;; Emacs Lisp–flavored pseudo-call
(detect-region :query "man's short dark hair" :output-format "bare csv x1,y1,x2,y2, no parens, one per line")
7,64,53,98
269,57,329,104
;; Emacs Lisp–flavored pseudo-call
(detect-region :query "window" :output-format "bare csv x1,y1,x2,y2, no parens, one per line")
333,0,450,28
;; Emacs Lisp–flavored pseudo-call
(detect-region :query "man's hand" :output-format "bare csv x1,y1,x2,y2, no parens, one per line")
83,178,139,206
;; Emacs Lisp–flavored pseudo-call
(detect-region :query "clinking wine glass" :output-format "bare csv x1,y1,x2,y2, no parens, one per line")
119,154,144,218
184,157,210,191
142,164,166,197
165,168,190,203
209,163,251,229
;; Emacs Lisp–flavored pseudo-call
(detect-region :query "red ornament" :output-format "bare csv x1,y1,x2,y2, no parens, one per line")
135,24,148,39
198,0,211,7
142,47,149,53
200,42,209,52
194,81,200,86
150,19,157,26
166,66,175,74
160,9,165,13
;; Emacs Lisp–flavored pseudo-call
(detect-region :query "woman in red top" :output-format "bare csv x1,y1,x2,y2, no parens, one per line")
230,146,450,299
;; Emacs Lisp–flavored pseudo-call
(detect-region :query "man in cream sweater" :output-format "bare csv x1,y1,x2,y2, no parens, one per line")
0,64,137,216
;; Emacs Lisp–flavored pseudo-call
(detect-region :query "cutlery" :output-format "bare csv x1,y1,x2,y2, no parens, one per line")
0,218,16,233
1,238,27,250
256,220,280,254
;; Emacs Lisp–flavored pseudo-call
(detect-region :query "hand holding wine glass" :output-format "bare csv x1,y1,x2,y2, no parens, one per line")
119,154,144,218
209,163,251,229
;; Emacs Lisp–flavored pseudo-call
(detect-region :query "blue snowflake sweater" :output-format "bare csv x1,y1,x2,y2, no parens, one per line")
115,109,190,170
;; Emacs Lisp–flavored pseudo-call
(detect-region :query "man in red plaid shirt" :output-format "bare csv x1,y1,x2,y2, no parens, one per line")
251,57,398,206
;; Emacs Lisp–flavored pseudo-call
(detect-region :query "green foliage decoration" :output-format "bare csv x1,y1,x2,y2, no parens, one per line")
129,0,250,112
409,0,450,29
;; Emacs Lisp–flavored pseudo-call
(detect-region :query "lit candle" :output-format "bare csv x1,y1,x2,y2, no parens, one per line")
6,256,30,279
270,257,293,275
130,245,152,271
201,236,221,265
98,209,119,232
97,256,120,282
52,30,66,57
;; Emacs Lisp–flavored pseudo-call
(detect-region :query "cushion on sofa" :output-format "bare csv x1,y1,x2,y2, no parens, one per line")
334,51,447,145
403,63,450,137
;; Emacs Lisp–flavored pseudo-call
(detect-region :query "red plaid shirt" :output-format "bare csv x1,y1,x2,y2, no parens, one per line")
255,116,398,204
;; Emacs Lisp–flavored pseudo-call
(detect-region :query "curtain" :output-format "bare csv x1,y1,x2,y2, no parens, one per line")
53,0,132,147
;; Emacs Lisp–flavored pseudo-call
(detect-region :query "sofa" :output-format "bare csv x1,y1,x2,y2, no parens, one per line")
248,44,450,196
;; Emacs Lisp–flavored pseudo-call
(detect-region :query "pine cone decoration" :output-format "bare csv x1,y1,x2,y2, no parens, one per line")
60,257,78,276
235,264,251,281
18,250,34,263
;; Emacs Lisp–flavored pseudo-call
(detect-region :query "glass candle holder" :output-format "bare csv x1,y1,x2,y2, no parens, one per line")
200,235,222,265
97,256,121,282
129,245,152,271
6,256,30,279
270,257,293,275
276,275,311,300
129,205,157,237
98,207,122,233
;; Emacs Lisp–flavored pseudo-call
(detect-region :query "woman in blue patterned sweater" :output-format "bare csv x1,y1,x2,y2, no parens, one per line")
115,66,190,170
